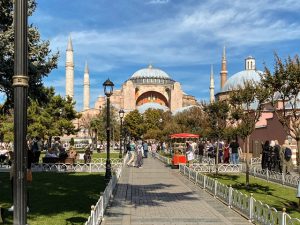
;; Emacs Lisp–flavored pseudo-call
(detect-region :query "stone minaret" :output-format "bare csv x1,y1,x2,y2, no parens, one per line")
83,61,90,110
66,36,74,99
209,64,215,103
220,46,228,89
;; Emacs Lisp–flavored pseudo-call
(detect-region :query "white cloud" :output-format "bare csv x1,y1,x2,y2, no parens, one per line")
47,0,300,75
36,0,300,109
147,0,170,4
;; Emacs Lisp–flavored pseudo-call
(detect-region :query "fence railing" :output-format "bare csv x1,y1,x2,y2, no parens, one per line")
84,153,128,225
31,161,123,173
154,153,171,165
191,163,243,173
179,164,300,225
246,166,300,188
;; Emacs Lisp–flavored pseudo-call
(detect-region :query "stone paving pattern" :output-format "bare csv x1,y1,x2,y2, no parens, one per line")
102,157,250,225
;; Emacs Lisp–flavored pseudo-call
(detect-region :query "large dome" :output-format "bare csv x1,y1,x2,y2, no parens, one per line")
222,69,263,92
131,65,171,79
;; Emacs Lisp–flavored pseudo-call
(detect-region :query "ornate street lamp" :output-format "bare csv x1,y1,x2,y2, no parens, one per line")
103,79,114,183
119,109,125,158
13,0,29,223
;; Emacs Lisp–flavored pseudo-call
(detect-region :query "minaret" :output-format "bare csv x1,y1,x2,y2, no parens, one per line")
83,61,90,111
66,36,74,99
220,46,228,89
209,64,215,103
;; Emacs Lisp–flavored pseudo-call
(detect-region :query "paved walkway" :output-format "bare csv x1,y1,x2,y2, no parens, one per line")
102,157,250,225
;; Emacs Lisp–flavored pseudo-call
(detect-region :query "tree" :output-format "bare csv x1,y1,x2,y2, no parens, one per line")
261,54,300,170
203,100,230,174
0,87,79,145
27,87,79,145
0,0,59,113
0,112,13,142
123,110,144,140
229,81,268,185
172,106,209,138
91,105,119,144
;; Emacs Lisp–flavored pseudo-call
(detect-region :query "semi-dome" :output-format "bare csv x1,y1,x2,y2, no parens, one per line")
222,69,263,92
131,64,171,79
137,102,169,113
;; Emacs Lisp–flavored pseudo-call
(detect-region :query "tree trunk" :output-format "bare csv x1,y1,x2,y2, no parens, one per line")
246,135,250,187
296,137,300,173
215,139,219,175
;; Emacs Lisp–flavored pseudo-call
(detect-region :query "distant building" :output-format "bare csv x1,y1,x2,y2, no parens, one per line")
214,49,296,164
63,38,198,143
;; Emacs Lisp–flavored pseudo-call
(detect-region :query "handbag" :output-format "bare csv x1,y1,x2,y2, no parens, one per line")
27,169,32,182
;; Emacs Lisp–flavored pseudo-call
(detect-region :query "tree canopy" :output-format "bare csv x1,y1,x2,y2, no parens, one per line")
0,0,59,113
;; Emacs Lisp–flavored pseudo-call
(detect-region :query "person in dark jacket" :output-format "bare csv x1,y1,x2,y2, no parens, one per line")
261,140,270,170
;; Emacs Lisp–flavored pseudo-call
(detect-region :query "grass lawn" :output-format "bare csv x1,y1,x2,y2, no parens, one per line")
206,173,300,219
0,172,105,225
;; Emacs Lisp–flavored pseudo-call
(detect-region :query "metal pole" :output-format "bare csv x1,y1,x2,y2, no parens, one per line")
119,118,123,158
105,97,111,183
13,0,28,224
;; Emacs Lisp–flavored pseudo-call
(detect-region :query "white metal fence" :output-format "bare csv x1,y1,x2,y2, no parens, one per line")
179,164,300,225
84,154,128,225
31,160,123,173
247,166,300,188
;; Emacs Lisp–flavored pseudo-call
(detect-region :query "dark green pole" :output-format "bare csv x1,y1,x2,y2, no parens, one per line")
13,0,28,224
119,118,123,158
105,97,111,182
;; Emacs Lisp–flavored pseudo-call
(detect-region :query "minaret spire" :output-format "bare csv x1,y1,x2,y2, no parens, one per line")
210,64,215,103
66,35,74,99
83,61,90,111
220,46,228,89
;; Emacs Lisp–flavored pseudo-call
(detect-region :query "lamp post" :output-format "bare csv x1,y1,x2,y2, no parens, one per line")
103,79,114,183
13,0,29,224
119,109,125,158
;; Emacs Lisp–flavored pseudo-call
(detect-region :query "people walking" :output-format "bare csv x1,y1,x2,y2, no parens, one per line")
261,140,270,170
280,139,293,175
126,139,136,167
197,141,205,163
229,139,239,164
274,140,281,172
142,141,148,158
223,142,230,164
136,141,143,168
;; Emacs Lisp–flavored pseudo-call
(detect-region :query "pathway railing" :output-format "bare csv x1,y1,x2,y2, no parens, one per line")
84,154,128,225
154,153,171,165
31,161,122,173
246,166,300,188
179,164,300,225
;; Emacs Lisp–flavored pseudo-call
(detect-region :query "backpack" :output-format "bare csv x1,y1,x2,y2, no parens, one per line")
284,147,292,161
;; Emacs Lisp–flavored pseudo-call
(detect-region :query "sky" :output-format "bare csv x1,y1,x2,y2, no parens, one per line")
4,0,300,110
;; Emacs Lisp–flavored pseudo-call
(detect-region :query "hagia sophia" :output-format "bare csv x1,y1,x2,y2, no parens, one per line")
64,37,296,165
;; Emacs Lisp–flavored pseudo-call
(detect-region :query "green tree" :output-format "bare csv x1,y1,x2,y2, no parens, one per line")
173,106,209,137
261,54,300,170
0,0,59,113
91,105,119,145
229,81,268,185
0,112,13,142
123,110,144,140
203,101,230,174
27,87,79,145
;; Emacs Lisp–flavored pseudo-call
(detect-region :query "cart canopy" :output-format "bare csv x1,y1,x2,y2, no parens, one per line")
170,133,199,139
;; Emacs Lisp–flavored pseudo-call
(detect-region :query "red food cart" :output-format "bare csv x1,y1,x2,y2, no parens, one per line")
170,133,199,167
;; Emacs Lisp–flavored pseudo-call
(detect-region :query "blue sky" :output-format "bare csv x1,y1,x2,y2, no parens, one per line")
5,0,300,110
